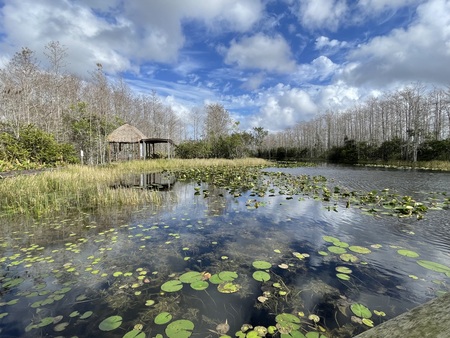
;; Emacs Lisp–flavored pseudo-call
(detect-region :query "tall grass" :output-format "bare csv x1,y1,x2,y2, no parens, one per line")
0,158,269,217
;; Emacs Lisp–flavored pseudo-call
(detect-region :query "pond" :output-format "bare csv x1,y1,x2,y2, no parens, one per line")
1,164,450,338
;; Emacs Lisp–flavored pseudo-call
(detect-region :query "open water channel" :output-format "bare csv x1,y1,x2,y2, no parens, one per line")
1,164,450,337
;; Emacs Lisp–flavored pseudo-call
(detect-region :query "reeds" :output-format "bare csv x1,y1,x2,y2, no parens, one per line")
0,158,269,217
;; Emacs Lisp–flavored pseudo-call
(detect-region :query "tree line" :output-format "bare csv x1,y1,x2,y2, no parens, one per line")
261,83,450,163
2,42,450,169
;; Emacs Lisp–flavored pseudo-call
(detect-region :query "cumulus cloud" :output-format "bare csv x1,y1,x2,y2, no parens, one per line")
343,0,450,86
294,56,339,82
224,33,296,73
0,0,264,76
249,84,318,131
295,0,348,31
315,36,348,50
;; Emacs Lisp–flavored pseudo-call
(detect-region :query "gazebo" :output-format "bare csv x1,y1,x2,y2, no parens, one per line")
107,124,175,162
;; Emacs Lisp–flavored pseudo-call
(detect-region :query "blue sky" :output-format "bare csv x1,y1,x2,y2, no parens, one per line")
1,0,450,132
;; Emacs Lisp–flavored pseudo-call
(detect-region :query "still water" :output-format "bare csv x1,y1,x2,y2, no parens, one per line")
1,165,450,337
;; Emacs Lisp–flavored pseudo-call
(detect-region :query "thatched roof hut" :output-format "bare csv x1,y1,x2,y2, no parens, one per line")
107,123,147,143
107,124,175,162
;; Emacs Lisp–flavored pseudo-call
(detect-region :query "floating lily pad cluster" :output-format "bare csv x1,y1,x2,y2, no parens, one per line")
252,260,272,282
174,165,448,219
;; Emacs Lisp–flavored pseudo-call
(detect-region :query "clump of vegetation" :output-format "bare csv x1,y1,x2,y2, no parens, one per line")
0,124,78,171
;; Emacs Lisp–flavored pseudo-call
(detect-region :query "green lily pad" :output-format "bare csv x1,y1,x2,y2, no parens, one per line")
276,313,301,333
336,273,351,280
252,260,272,269
327,246,347,254
350,303,372,319
165,319,194,338
336,266,352,274
37,317,54,327
209,274,223,284
154,312,172,325
334,241,349,248
179,271,203,283
217,282,241,293
218,271,238,282
305,332,327,338
190,280,209,290
252,271,271,282
417,260,450,273
340,253,359,262
349,246,371,254
397,249,419,258
161,280,183,292
80,311,93,319
54,322,69,332
322,236,339,243
123,329,146,338
99,315,123,331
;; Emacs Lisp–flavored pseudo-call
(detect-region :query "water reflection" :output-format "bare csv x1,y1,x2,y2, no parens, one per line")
1,166,450,337
111,172,177,190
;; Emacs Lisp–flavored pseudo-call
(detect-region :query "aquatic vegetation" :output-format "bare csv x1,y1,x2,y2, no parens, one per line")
1,163,450,338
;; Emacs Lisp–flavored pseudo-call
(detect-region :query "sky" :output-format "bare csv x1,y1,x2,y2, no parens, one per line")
1,0,450,132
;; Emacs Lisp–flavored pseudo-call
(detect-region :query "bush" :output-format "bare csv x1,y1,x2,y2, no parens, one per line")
0,125,79,167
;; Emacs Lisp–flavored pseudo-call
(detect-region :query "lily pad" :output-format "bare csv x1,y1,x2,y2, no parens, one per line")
99,315,123,331
397,249,419,258
336,273,351,281
190,280,209,290
322,236,339,243
155,312,172,325
336,266,352,274
80,311,93,319
340,253,359,263
349,246,371,254
305,332,327,338
252,260,272,269
276,313,301,333
218,271,238,282
417,260,450,273
165,319,194,338
252,271,271,282
209,274,224,284
350,303,372,319
217,282,241,293
161,280,183,292
328,246,347,254
179,271,203,283
123,329,146,338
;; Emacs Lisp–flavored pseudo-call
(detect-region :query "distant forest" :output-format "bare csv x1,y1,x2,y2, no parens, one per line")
1,42,450,169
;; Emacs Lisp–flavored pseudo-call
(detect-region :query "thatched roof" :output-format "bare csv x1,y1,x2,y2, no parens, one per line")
107,124,147,143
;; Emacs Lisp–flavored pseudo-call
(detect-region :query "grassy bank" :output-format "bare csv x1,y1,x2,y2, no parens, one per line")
0,158,269,218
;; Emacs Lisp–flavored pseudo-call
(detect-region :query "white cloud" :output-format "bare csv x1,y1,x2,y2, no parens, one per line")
315,36,348,50
0,0,264,76
295,0,348,31
250,84,319,131
343,0,450,86
294,56,339,82
358,0,423,12
224,34,296,73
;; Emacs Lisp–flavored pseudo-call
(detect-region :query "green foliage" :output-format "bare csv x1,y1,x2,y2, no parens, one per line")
175,140,212,159
418,138,450,161
0,125,78,168
64,102,123,163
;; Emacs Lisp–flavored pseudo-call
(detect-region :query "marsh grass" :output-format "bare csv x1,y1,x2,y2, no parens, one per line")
0,158,269,217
